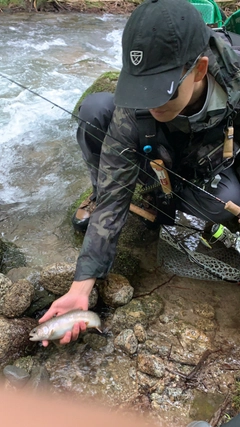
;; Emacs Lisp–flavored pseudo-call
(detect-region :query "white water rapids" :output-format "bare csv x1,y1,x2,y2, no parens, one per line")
0,12,126,267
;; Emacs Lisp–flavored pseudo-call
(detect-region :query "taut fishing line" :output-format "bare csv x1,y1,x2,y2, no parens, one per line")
1,72,240,281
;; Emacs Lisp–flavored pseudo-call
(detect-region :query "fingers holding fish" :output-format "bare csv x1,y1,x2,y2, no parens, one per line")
58,320,87,345
29,310,101,344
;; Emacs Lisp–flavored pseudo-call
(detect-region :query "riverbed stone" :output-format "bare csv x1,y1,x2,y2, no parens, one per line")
88,286,98,309
39,262,75,295
2,279,35,318
111,293,164,334
137,353,165,378
98,273,134,307
3,365,30,388
114,329,138,355
193,302,215,319
111,299,148,334
72,71,119,118
0,316,37,367
0,273,13,313
82,332,107,350
28,364,50,391
133,323,147,343
38,263,99,307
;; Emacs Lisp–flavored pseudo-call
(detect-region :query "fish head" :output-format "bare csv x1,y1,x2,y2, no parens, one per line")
29,325,51,341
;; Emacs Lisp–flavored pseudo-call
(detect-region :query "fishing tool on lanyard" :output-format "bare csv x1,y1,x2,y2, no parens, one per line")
1,72,240,282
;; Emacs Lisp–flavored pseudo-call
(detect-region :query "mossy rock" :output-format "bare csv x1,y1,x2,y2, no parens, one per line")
0,239,26,274
72,71,120,119
68,187,93,219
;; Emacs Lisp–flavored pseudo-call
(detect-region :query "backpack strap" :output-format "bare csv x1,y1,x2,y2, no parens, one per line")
135,109,157,154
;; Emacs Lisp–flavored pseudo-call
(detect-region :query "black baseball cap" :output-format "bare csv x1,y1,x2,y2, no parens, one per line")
114,0,211,109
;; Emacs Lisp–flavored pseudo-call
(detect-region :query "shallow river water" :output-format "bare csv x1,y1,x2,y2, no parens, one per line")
0,12,126,267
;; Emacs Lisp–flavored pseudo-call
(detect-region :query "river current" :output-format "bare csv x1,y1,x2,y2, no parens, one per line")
0,12,126,267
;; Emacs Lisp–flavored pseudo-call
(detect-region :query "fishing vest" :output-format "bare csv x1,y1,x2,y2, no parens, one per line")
135,28,240,186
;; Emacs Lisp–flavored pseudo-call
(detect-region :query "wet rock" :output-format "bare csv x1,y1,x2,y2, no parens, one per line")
112,299,148,334
14,356,34,374
194,302,215,319
0,239,26,274
38,263,99,307
0,316,37,367
139,294,164,319
111,294,164,334
82,333,107,350
112,248,141,281
98,273,134,307
89,286,98,309
39,263,75,295
137,353,165,378
24,287,56,316
0,273,13,313
6,267,41,283
144,340,160,355
3,365,30,388
72,71,119,118
166,386,183,401
133,323,147,343
28,365,50,391
137,371,159,394
2,279,35,318
177,323,212,352
114,329,138,355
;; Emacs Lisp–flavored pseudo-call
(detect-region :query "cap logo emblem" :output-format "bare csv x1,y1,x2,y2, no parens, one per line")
167,81,175,95
130,51,143,66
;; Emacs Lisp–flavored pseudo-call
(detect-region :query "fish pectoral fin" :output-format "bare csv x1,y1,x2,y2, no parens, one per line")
96,328,102,333
49,327,56,338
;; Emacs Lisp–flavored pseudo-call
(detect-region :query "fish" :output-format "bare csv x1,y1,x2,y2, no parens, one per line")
29,309,102,341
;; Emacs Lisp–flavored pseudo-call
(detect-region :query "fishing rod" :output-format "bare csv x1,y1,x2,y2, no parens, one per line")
0,72,213,223
2,71,238,223
2,72,240,281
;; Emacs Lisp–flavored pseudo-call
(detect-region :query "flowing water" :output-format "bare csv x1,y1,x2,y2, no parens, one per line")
0,12,126,267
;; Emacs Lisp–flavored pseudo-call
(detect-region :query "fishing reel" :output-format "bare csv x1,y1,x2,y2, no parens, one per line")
210,223,240,254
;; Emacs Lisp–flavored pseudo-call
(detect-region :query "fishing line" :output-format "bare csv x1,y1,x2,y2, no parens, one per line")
2,72,239,281
0,72,234,225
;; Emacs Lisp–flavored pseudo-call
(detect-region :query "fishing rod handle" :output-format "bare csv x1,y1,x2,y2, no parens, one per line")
224,201,240,220
150,159,172,195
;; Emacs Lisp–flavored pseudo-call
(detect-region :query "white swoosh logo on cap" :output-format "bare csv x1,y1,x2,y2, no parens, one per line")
167,81,174,95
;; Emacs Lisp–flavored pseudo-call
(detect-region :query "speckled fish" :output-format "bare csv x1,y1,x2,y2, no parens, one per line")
29,310,102,341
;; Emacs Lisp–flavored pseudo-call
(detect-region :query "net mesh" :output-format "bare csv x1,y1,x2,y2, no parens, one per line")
157,214,240,282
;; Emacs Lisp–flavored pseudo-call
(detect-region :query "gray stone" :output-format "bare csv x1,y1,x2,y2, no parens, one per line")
28,365,50,391
0,316,37,367
0,274,13,313
112,299,148,334
133,323,147,343
39,262,75,295
2,279,35,318
137,353,165,378
3,365,30,388
114,329,138,355
98,273,134,307
82,333,107,350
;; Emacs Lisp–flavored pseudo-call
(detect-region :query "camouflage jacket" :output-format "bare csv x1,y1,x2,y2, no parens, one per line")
74,30,240,282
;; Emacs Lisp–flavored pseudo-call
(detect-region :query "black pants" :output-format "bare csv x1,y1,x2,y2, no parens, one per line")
76,92,240,224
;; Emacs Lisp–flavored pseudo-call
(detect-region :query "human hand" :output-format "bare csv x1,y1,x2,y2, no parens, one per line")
39,279,95,346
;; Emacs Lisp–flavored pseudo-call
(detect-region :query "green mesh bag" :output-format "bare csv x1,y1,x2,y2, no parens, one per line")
187,0,223,27
225,10,240,35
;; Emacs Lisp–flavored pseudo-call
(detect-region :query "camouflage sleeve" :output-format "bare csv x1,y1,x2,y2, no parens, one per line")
74,106,140,281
